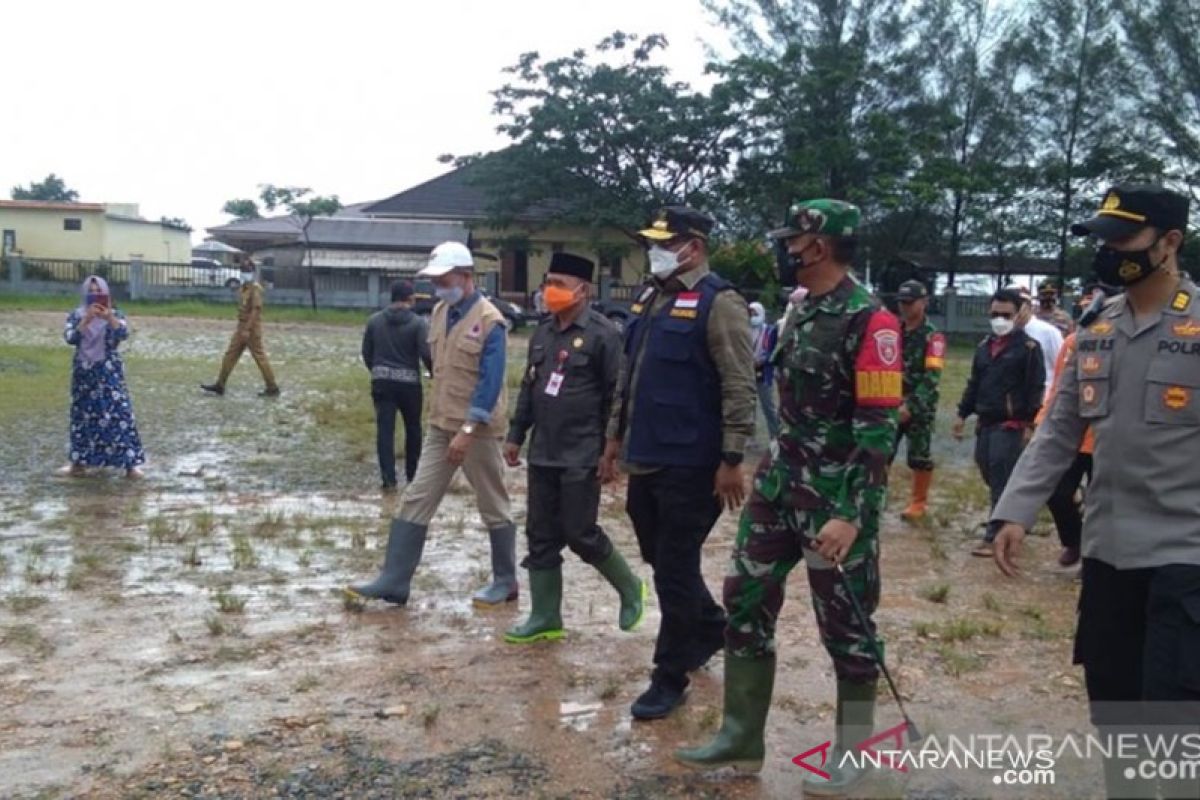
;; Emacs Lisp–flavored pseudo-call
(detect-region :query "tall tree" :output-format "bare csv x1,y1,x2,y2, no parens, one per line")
909,0,1031,284
1021,0,1164,284
1118,0,1200,196
705,0,928,270
258,185,341,310
221,198,262,221
11,173,79,202
451,31,742,246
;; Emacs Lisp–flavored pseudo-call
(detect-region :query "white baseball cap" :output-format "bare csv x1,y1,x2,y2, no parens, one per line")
419,241,474,277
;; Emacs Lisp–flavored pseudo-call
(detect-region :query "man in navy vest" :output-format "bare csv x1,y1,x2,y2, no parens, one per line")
601,206,756,720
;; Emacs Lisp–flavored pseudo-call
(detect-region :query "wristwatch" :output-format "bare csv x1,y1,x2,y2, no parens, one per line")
721,451,744,467
461,422,477,436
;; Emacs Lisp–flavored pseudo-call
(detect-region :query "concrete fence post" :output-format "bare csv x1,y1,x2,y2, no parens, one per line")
944,286,959,334
130,259,144,301
9,255,23,290
367,273,380,308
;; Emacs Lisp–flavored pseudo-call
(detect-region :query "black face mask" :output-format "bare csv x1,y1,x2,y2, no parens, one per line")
1092,238,1165,287
778,240,820,285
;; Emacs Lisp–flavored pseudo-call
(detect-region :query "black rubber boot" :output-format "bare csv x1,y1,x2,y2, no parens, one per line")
344,519,428,605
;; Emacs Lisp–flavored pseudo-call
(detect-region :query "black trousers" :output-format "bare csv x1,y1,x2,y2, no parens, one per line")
1076,559,1200,798
627,467,727,690
524,465,613,570
371,379,423,485
1046,453,1092,550
974,425,1024,541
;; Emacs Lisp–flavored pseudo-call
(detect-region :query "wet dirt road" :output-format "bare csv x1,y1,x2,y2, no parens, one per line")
0,312,1099,798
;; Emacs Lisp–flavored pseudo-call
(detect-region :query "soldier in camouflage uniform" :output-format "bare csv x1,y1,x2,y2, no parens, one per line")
892,280,944,522
677,200,902,795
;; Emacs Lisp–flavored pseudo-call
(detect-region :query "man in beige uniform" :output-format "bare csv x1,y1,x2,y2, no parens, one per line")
347,241,517,608
201,261,279,397
992,186,1199,799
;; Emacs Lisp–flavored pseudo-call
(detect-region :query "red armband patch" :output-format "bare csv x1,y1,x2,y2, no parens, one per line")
855,310,903,407
924,332,946,371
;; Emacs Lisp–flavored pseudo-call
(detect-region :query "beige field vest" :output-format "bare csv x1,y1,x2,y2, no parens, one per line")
427,295,508,438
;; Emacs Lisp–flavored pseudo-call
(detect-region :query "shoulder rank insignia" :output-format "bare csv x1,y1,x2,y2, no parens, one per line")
1088,320,1114,335
1172,290,1191,312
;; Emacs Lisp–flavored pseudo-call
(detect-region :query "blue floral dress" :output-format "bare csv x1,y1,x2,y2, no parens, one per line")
64,310,146,469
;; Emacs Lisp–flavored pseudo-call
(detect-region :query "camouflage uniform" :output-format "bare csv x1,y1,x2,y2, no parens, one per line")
724,274,902,682
895,317,943,471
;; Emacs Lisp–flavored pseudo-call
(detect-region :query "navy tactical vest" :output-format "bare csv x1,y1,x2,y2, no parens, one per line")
622,273,730,468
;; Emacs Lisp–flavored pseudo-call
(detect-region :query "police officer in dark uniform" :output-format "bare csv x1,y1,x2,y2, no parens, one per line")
992,185,1199,799
601,206,756,720
503,252,646,644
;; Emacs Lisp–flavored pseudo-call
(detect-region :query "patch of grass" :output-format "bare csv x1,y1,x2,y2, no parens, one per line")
599,675,623,701
350,529,367,550
182,544,203,567
1017,605,1044,623
934,644,985,677
294,674,321,693
919,583,950,604
0,292,374,326
148,516,182,545
0,552,8,577
253,512,287,539
1,623,55,658
942,617,1002,642
24,553,57,585
230,535,259,570
981,593,1002,613
212,645,256,663
297,549,314,568
421,704,440,729
6,594,49,613
191,509,217,537
915,617,1002,642
342,592,366,613
213,589,247,614
204,612,228,636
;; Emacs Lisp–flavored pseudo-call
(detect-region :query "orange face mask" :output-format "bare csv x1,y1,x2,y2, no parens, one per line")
543,285,580,314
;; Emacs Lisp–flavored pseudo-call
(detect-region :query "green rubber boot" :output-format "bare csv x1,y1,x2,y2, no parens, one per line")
504,567,565,644
594,549,647,631
674,653,776,772
803,680,877,796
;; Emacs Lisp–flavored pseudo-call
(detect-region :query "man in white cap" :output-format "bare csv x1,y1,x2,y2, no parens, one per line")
346,241,518,608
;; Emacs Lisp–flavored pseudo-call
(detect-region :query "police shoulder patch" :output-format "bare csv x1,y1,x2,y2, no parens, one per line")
1172,291,1192,312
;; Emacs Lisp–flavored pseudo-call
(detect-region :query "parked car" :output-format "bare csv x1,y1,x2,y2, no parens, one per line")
147,258,245,289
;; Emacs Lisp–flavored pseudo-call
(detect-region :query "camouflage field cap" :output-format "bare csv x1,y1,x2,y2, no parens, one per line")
769,198,861,240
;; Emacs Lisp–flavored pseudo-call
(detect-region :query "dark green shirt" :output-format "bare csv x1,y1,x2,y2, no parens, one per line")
508,308,622,469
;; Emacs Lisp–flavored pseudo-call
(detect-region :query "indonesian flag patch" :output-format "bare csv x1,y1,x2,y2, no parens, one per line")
674,291,701,310
855,310,903,407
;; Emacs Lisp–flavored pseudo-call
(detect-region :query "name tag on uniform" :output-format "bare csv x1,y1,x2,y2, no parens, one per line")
545,372,565,396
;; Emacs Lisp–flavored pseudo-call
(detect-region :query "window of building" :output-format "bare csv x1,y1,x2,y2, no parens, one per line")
63,218,82,231
599,253,623,282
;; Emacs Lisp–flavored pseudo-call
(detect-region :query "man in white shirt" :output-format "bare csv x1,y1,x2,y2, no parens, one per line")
1008,285,1063,401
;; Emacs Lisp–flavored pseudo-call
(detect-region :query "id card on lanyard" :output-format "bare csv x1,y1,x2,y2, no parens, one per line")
545,348,569,397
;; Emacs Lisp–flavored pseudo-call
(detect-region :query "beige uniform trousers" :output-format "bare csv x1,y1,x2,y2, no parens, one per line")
399,426,511,528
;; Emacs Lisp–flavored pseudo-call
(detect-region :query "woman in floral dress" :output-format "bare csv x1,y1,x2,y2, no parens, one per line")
60,276,146,477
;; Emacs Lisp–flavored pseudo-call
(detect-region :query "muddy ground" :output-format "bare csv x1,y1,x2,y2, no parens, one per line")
0,311,1101,798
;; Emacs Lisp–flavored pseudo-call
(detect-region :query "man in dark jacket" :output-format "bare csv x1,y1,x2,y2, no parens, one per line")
953,288,1045,556
362,281,432,490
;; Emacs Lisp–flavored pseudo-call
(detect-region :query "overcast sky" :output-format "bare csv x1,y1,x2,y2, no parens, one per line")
3,0,721,245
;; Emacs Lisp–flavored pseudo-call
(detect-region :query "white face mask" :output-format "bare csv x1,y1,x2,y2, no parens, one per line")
990,317,1015,337
648,245,683,278
750,313,765,327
